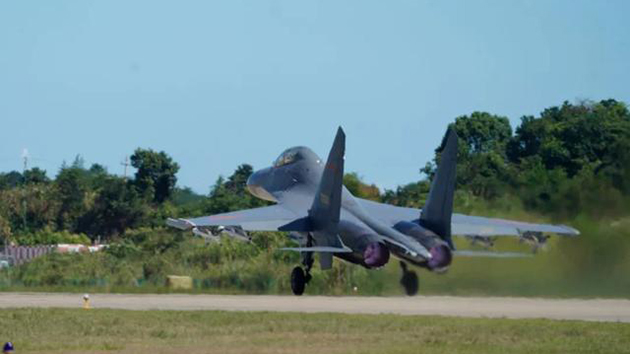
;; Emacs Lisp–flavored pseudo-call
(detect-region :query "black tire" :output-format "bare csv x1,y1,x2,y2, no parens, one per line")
291,266,306,296
400,270,419,296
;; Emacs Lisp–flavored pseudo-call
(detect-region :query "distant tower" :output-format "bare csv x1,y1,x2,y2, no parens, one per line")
121,156,130,178
21,148,29,172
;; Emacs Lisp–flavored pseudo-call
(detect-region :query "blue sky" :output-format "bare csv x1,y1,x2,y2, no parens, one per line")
1,1,628,193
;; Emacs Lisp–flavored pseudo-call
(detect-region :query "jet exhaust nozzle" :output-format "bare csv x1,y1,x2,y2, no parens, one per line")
364,242,390,268
427,244,452,270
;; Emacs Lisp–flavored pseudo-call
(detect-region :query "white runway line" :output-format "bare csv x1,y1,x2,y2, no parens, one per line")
1,293,629,323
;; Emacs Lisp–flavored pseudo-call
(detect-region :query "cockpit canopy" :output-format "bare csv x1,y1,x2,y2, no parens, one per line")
273,146,321,168
273,148,301,168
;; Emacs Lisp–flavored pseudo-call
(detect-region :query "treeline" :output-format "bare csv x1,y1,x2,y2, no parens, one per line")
380,99,630,219
0,151,272,244
1,99,629,246
0,151,176,244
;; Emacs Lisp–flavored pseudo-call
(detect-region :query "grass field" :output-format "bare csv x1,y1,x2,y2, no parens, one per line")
0,309,628,354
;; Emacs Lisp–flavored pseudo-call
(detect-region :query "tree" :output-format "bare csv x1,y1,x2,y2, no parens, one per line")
0,214,11,243
343,173,380,201
508,99,630,177
0,171,24,190
130,149,180,204
424,112,514,199
54,166,89,232
172,187,204,206
80,177,147,237
202,164,268,214
0,184,59,234
381,181,431,208
23,168,49,184
452,112,512,155
87,163,109,189
224,164,254,192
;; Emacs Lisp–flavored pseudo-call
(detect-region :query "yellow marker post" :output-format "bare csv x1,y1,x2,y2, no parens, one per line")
83,294,90,309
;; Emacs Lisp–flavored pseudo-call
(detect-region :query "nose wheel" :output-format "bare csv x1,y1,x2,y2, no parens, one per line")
399,261,419,296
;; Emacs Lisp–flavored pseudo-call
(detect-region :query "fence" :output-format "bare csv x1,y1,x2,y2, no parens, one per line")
0,245,57,266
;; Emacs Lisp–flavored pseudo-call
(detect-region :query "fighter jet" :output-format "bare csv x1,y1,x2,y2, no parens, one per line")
167,127,579,295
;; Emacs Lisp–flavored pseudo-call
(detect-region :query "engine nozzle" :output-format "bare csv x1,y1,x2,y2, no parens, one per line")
363,242,390,268
427,244,452,270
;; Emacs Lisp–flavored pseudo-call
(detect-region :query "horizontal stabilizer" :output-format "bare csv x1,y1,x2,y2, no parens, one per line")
454,250,533,258
278,246,352,253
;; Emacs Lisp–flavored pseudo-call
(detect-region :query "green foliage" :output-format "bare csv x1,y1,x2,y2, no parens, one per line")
14,228,91,246
453,111,513,154
131,148,180,204
382,180,431,208
23,168,49,185
80,177,148,237
0,171,24,190
200,164,269,215
415,99,630,219
441,112,514,199
0,184,59,235
54,165,90,231
343,172,380,201
105,240,141,259
0,215,11,241
3,208,628,297
508,100,630,176
171,187,204,206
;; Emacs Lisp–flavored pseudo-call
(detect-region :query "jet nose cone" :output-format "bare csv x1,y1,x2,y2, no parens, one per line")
246,171,258,188
246,168,266,189
246,169,277,202
246,171,260,194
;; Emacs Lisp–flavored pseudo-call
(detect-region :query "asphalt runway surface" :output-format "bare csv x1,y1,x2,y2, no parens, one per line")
1,292,629,323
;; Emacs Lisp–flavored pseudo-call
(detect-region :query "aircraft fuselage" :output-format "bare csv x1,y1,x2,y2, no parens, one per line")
246,146,452,271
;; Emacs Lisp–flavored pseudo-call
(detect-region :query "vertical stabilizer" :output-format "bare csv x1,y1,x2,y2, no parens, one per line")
310,127,345,231
420,128,458,248
309,127,346,268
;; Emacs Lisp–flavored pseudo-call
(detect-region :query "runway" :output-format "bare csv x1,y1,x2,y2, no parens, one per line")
1,292,629,323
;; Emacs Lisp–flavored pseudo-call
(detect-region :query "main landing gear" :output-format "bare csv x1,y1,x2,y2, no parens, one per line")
399,261,419,296
291,245,314,296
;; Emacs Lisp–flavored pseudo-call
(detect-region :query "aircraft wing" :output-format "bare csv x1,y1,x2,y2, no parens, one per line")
167,204,305,232
450,214,579,237
356,198,579,237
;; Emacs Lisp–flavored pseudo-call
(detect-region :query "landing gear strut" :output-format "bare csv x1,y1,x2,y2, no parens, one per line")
291,236,314,296
399,261,419,296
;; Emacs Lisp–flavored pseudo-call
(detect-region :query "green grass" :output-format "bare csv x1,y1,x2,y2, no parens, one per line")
0,308,629,353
